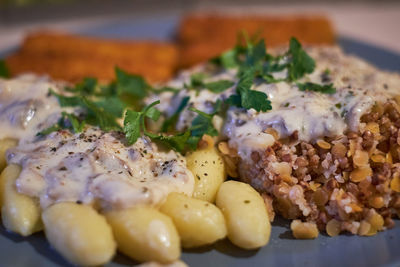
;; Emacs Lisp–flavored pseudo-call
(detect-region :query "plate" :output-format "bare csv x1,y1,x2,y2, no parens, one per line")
0,13,400,267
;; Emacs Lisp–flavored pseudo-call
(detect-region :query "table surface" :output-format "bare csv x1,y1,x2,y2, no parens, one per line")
0,3,400,55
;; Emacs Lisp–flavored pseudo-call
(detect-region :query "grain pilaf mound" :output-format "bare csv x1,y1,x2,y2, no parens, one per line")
221,100,400,237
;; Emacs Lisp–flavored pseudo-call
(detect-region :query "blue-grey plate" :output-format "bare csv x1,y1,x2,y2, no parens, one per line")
0,13,400,267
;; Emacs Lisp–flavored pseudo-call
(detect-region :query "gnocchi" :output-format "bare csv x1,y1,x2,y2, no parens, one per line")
216,180,271,249
186,147,227,202
160,192,227,248
0,138,17,171
42,202,116,266
105,206,181,263
0,164,42,236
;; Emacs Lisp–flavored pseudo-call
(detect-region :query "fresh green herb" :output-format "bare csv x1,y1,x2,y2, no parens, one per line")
0,60,10,78
204,80,235,93
123,100,161,145
161,96,190,132
284,102,290,107
49,89,83,107
297,82,336,94
152,86,180,95
124,100,220,152
81,97,122,131
188,73,207,89
65,77,97,95
115,67,150,99
186,101,221,149
335,103,342,109
227,68,272,112
244,39,266,68
94,96,126,118
37,112,85,136
218,49,240,69
124,100,191,151
287,37,316,81
186,73,234,94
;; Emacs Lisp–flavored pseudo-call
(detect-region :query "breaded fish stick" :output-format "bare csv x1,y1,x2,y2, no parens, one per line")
6,52,175,83
6,31,178,83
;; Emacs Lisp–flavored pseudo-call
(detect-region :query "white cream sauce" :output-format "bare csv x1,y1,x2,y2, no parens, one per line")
1,75,194,210
0,74,64,143
149,46,400,159
7,128,194,210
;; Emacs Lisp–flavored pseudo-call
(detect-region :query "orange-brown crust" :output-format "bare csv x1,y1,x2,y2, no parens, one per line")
177,13,336,68
6,31,179,83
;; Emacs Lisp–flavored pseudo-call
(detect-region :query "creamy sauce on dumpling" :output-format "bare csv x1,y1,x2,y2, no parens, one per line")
1,74,194,210
7,128,194,210
0,74,64,143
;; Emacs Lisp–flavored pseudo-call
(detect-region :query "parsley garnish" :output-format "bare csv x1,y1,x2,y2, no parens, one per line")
124,100,220,152
38,112,85,136
297,82,336,94
115,67,150,100
65,77,97,95
0,60,10,78
186,73,234,94
227,68,272,112
287,37,316,81
204,80,235,93
161,96,190,132
123,100,161,145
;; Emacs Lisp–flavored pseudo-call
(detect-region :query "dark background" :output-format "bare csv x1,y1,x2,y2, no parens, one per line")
0,0,398,26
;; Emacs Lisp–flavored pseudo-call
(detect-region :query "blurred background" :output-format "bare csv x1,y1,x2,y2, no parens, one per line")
0,0,399,82
1,0,399,53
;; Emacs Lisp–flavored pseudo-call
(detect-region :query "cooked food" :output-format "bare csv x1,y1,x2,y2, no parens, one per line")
160,192,227,248
185,147,227,202
177,13,335,67
216,180,271,249
5,32,178,83
0,164,42,236
105,206,181,263
42,202,116,266
150,37,400,237
0,31,399,266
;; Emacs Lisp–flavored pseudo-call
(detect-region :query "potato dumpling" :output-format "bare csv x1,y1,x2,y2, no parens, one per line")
186,147,226,202
42,202,116,266
1,164,42,236
216,180,271,249
160,192,227,248
0,138,17,171
105,206,180,264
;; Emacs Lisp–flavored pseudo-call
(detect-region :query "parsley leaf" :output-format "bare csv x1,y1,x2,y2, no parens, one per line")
204,80,234,93
124,100,221,152
287,37,315,81
66,77,97,95
81,97,122,131
123,100,161,145
297,82,336,94
240,88,272,112
161,96,190,132
115,67,150,99
0,60,10,78
219,49,239,69
124,109,142,145
150,131,191,153
37,112,85,136
94,96,126,118
152,86,180,95
244,39,266,67
227,68,272,112
49,89,83,107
